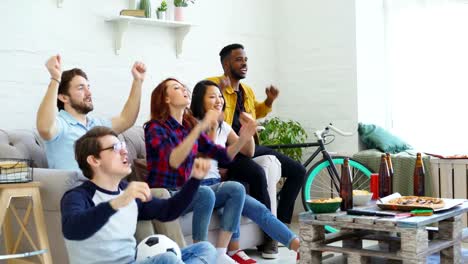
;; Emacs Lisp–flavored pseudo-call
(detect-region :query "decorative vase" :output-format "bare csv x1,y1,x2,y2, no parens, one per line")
174,7,184,21
157,11,166,20
140,0,151,18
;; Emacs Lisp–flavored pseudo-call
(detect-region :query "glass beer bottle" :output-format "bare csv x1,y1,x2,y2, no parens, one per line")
378,154,390,197
385,153,394,194
340,158,353,211
413,153,425,196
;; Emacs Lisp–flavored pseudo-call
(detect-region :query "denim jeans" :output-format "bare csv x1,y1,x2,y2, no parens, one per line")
134,241,216,264
232,195,298,248
181,181,246,241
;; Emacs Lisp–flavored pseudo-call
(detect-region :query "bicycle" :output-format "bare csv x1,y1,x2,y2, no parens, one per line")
264,123,373,232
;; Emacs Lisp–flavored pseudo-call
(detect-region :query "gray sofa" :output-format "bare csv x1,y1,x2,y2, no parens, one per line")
0,126,277,263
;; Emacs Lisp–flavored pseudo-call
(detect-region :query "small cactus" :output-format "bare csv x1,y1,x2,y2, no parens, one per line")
140,0,152,18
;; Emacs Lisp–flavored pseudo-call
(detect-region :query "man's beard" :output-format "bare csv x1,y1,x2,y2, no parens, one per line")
70,98,93,114
230,67,246,80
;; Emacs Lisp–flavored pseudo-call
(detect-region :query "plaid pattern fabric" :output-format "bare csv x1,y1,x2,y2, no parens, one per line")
144,117,230,189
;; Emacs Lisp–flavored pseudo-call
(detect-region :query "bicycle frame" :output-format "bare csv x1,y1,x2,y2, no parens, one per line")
264,138,342,193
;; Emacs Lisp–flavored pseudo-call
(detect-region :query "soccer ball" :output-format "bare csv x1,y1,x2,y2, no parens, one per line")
136,234,182,261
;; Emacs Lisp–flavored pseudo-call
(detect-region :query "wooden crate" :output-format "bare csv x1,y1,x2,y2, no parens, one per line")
430,158,468,227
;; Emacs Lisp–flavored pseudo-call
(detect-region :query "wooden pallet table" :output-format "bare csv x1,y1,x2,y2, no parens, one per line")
299,202,468,264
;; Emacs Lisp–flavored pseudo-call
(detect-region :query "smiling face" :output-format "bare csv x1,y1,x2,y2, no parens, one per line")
203,85,224,114
96,135,131,179
226,48,248,80
61,75,94,114
164,80,190,108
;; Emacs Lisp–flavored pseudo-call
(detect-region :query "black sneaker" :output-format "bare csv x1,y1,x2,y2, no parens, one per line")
261,237,279,259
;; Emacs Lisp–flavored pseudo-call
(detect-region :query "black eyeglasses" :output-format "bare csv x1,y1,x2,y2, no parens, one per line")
100,141,127,153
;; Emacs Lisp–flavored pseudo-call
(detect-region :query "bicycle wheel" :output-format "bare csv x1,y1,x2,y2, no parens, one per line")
302,157,372,231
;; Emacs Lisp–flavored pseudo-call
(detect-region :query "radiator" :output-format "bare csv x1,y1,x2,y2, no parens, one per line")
430,158,468,227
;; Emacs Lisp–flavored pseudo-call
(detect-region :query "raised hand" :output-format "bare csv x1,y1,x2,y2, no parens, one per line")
45,55,62,80
239,112,254,127
238,112,257,141
131,61,147,82
110,181,152,209
191,158,211,180
265,85,279,102
200,109,220,131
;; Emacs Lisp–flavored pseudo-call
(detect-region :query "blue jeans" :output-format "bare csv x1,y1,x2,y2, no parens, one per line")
232,195,298,248
181,181,246,241
134,241,216,264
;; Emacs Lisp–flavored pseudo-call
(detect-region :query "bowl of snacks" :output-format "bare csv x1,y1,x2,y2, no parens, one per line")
306,197,342,213
353,190,373,206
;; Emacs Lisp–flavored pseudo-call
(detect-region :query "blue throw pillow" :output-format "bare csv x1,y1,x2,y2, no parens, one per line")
358,123,412,153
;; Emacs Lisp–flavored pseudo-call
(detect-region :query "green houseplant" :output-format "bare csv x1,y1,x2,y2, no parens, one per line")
258,117,308,162
140,0,152,18
174,0,195,7
158,0,168,11
156,0,167,19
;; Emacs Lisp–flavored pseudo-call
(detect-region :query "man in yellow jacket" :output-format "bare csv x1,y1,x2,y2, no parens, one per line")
207,44,306,261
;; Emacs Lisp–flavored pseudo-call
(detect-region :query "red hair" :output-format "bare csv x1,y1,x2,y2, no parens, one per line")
148,78,197,128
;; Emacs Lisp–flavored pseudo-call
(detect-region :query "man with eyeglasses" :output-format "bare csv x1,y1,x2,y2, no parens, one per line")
36,55,146,187
61,126,217,264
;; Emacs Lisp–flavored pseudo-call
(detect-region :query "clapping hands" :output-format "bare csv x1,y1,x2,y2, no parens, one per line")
191,158,211,180
238,112,257,140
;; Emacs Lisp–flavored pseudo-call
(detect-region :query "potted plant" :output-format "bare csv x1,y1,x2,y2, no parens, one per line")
140,0,152,18
173,0,195,21
258,117,308,162
156,0,167,20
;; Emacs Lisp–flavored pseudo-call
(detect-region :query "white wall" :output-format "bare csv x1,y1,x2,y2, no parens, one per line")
0,0,276,130
0,0,360,156
272,0,358,215
274,0,359,156
355,0,388,128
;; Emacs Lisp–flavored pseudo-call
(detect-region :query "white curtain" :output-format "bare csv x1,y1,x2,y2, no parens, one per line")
385,0,468,154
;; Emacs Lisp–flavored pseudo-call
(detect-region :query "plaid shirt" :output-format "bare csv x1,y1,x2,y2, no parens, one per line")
144,117,231,189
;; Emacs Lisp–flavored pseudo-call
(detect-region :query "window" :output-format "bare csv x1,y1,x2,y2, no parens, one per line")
386,0,468,154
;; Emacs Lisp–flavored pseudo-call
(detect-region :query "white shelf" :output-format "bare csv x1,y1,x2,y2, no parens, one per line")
106,16,192,57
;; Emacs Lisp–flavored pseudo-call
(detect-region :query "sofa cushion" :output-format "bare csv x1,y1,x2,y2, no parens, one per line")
0,129,48,168
121,126,146,161
11,168,80,211
358,123,412,154
179,211,254,238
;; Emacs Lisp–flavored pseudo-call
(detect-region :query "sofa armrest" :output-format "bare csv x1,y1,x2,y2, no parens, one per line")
28,168,82,211
252,155,281,216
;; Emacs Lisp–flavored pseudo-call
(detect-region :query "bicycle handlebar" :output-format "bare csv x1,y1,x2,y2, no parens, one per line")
262,123,354,150
326,124,353,137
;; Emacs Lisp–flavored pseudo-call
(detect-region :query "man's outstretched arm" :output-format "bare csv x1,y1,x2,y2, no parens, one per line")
111,62,146,134
37,55,62,140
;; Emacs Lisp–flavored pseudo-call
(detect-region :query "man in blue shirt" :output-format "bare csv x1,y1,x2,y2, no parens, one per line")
37,54,145,176
61,126,216,264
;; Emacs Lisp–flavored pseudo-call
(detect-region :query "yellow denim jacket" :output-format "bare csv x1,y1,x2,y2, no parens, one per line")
207,76,272,125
